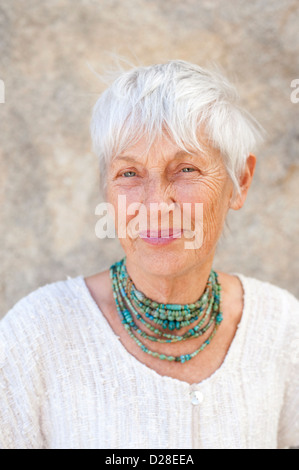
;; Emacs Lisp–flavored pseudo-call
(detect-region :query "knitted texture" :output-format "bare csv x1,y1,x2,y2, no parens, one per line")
0,272,298,449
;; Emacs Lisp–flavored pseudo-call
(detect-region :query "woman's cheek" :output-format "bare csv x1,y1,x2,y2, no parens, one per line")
194,178,228,242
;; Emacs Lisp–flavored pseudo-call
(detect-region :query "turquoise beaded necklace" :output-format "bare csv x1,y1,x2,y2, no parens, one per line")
109,257,223,364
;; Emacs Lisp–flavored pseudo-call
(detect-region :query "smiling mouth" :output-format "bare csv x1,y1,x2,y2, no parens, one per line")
139,229,183,239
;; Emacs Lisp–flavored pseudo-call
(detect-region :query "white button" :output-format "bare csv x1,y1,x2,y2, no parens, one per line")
190,390,204,405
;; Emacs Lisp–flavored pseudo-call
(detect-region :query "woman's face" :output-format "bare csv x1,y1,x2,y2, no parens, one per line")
106,132,234,276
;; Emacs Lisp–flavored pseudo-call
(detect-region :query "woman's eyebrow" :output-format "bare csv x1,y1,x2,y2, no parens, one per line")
113,155,138,162
112,150,206,163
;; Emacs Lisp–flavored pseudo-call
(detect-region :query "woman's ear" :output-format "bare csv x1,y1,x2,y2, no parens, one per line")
229,154,257,210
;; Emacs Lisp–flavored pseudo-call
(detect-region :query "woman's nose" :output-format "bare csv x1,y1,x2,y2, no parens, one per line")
142,174,176,206
141,175,179,229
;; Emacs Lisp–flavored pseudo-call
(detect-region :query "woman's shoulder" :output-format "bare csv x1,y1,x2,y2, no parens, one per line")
229,272,299,376
231,271,299,311
232,271,299,348
0,275,86,349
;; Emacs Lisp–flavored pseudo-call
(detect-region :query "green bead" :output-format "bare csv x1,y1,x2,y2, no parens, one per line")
109,257,222,364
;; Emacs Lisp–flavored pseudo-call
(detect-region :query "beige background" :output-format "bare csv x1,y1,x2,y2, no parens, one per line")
1,0,299,318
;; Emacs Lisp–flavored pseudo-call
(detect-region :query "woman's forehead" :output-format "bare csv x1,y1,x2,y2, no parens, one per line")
111,133,219,165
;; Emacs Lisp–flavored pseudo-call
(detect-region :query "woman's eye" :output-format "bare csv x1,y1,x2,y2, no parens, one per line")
181,167,196,173
122,171,137,177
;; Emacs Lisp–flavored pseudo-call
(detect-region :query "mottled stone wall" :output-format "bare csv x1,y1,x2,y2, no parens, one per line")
1,0,299,316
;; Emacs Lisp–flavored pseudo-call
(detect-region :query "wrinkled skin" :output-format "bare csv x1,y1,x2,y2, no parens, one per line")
106,132,256,305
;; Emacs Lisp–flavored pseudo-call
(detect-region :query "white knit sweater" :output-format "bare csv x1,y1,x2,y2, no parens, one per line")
0,272,299,449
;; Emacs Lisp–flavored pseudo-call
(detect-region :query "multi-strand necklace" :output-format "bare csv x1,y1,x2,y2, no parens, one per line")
109,257,223,364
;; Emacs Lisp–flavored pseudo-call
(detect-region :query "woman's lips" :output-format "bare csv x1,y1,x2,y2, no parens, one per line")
139,229,183,245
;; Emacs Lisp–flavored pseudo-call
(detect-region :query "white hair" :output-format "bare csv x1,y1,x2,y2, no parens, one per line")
90,60,265,200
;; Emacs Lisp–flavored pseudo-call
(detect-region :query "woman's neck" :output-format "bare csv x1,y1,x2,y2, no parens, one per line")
125,255,215,305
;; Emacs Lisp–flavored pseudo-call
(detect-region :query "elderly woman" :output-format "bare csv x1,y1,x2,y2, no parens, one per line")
1,60,298,450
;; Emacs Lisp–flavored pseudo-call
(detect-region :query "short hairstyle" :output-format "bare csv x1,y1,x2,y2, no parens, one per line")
90,60,265,200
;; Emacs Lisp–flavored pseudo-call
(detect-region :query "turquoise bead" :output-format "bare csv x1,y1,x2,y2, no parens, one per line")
109,256,223,364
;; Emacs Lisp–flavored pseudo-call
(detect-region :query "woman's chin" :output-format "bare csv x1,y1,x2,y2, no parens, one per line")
126,237,191,275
